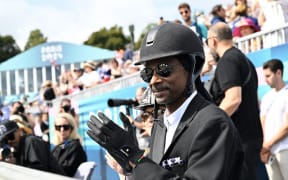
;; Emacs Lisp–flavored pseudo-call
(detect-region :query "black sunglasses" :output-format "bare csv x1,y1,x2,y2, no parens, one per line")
140,63,172,83
141,111,154,119
55,124,72,131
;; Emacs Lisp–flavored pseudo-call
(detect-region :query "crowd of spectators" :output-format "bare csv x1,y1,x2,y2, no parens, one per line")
1,0,288,178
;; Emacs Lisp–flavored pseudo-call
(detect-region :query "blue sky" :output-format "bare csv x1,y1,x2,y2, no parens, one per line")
0,0,232,50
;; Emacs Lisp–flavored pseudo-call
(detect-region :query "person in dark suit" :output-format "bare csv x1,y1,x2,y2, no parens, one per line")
87,23,243,180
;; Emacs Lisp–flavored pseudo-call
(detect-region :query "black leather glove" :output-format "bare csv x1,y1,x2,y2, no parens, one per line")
87,112,144,175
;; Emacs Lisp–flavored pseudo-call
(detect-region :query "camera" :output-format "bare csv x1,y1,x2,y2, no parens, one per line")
1,144,12,160
107,99,138,107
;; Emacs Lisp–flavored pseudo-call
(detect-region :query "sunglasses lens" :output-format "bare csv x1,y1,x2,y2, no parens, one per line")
141,111,153,120
140,64,172,83
55,125,71,131
157,64,171,77
140,68,153,83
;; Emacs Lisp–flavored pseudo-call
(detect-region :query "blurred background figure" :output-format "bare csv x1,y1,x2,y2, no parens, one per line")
10,101,33,132
233,17,260,38
233,17,261,52
258,0,288,48
210,4,227,26
72,68,84,90
229,0,260,33
58,98,79,129
51,113,87,177
77,61,102,89
109,58,123,80
135,87,165,138
0,120,65,175
122,60,140,76
40,80,57,103
178,2,205,41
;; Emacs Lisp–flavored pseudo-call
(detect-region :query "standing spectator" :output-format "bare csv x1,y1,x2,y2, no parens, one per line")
210,4,227,25
87,23,243,179
260,59,288,180
123,44,134,63
178,2,205,41
51,113,87,177
0,120,65,175
207,22,263,180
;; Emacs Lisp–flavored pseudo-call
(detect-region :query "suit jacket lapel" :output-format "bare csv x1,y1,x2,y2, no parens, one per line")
168,94,207,151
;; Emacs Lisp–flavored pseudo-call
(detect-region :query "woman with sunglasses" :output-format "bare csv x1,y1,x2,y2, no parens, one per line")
51,113,87,177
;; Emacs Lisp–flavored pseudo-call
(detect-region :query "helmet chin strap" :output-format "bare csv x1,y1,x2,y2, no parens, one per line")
153,100,160,121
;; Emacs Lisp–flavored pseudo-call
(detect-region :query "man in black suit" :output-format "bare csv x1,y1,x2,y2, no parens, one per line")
87,23,243,180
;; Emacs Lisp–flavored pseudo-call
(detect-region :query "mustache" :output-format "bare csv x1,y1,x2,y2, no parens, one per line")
151,84,169,92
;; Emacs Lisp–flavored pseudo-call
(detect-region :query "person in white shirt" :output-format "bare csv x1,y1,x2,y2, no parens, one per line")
260,58,288,180
77,61,101,89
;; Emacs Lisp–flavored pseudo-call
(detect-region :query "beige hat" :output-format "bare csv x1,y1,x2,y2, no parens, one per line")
83,61,96,70
10,115,33,134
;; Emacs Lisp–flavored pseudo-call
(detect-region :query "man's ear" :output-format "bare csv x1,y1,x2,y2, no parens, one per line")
276,69,282,77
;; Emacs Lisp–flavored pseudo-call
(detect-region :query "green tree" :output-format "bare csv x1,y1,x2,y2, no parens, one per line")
24,29,47,51
84,25,130,50
134,23,157,50
0,35,21,63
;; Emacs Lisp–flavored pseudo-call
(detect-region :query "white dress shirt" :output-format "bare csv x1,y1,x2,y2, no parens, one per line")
163,91,197,152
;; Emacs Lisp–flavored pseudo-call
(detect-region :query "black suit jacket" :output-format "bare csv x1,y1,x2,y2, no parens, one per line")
133,94,243,180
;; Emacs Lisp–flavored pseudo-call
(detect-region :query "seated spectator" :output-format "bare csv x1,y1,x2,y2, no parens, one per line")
233,17,260,38
72,68,84,85
109,58,123,80
32,112,49,142
122,60,140,76
97,60,111,83
77,61,102,89
58,71,72,95
210,4,227,25
40,80,57,102
233,17,262,52
51,113,87,177
67,68,84,94
0,120,65,175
